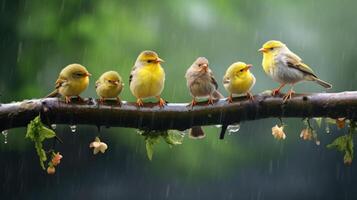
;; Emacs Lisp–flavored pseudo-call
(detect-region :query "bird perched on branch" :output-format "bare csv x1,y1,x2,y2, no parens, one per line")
185,57,223,138
46,64,91,103
223,62,256,103
259,40,332,102
95,71,124,105
129,50,166,107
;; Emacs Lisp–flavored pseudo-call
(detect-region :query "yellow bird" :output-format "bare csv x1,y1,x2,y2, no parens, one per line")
95,71,124,105
129,50,166,107
46,64,91,103
259,40,332,101
223,62,256,103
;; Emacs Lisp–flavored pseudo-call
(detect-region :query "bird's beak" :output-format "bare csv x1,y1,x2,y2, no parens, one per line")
85,72,92,77
155,57,164,63
201,64,208,72
114,81,120,85
245,64,253,71
258,48,267,53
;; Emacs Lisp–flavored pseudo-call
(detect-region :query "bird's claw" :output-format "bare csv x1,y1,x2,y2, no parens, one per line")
283,90,295,102
207,97,214,105
247,92,254,101
271,88,281,96
136,99,144,107
98,98,105,104
116,97,122,107
158,97,166,108
226,95,233,103
188,99,197,109
65,96,71,104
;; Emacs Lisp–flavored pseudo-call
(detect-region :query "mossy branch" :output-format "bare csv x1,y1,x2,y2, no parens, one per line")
1,91,357,132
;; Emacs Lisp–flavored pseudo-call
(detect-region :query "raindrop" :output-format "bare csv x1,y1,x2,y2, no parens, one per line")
69,125,77,133
215,124,222,128
2,130,8,144
227,124,240,135
315,140,321,146
325,125,330,133
51,124,57,130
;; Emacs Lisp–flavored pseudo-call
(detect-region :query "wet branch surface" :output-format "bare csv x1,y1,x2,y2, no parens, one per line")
1,91,357,132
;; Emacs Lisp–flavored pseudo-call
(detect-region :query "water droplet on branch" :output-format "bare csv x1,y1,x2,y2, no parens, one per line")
227,124,240,135
69,125,77,133
2,130,8,144
51,124,57,130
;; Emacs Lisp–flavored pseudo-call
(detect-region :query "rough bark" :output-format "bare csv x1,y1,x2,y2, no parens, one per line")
0,92,356,132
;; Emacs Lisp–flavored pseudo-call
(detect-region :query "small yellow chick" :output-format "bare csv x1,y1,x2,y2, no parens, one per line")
129,50,166,107
223,62,256,103
185,57,223,139
46,64,91,103
95,71,124,105
259,40,332,101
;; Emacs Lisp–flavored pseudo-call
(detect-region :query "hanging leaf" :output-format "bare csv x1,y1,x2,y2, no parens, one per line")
25,116,56,169
327,134,354,165
139,130,183,160
144,135,160,161
163,130,183,146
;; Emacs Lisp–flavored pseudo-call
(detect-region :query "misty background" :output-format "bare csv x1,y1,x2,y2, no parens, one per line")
1,0,357,199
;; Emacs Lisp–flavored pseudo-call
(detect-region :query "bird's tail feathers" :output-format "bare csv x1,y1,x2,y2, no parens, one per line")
314,78,332,89
45,90,59,98
212,90,224,99
189,126,205,139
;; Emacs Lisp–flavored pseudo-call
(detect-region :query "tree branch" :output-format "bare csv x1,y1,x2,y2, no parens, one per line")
1,91,357,132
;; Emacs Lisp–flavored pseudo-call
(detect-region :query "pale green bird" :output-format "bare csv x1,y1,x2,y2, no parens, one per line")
46,64,91,103
259,40,332,101
95,71,124,105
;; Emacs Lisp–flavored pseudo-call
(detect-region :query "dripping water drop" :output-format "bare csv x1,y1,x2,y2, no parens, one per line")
51,124,57,130
325,125,330,133
227,124,240,135
2,130,8,144
69,125,77,133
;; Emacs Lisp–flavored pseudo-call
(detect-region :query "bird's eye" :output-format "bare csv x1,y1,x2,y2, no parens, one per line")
147,60,152,63
240,69,243,72
269,47,274,50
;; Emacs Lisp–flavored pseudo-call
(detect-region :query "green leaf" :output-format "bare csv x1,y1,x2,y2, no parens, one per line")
327,135,349,152
144,135,160,161
164,130,183,146
40,126,56,140
140,130,184,160
327,134,354,164
25,115,57,170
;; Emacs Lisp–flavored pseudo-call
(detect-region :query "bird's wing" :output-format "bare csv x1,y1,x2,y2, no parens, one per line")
210,71,219,90
55,75,68,89
284,53,317,78
222,75,230,84
129,64,138,86
95,80,101,89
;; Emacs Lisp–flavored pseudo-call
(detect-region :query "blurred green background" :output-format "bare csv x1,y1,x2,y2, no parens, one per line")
1,0,357,199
